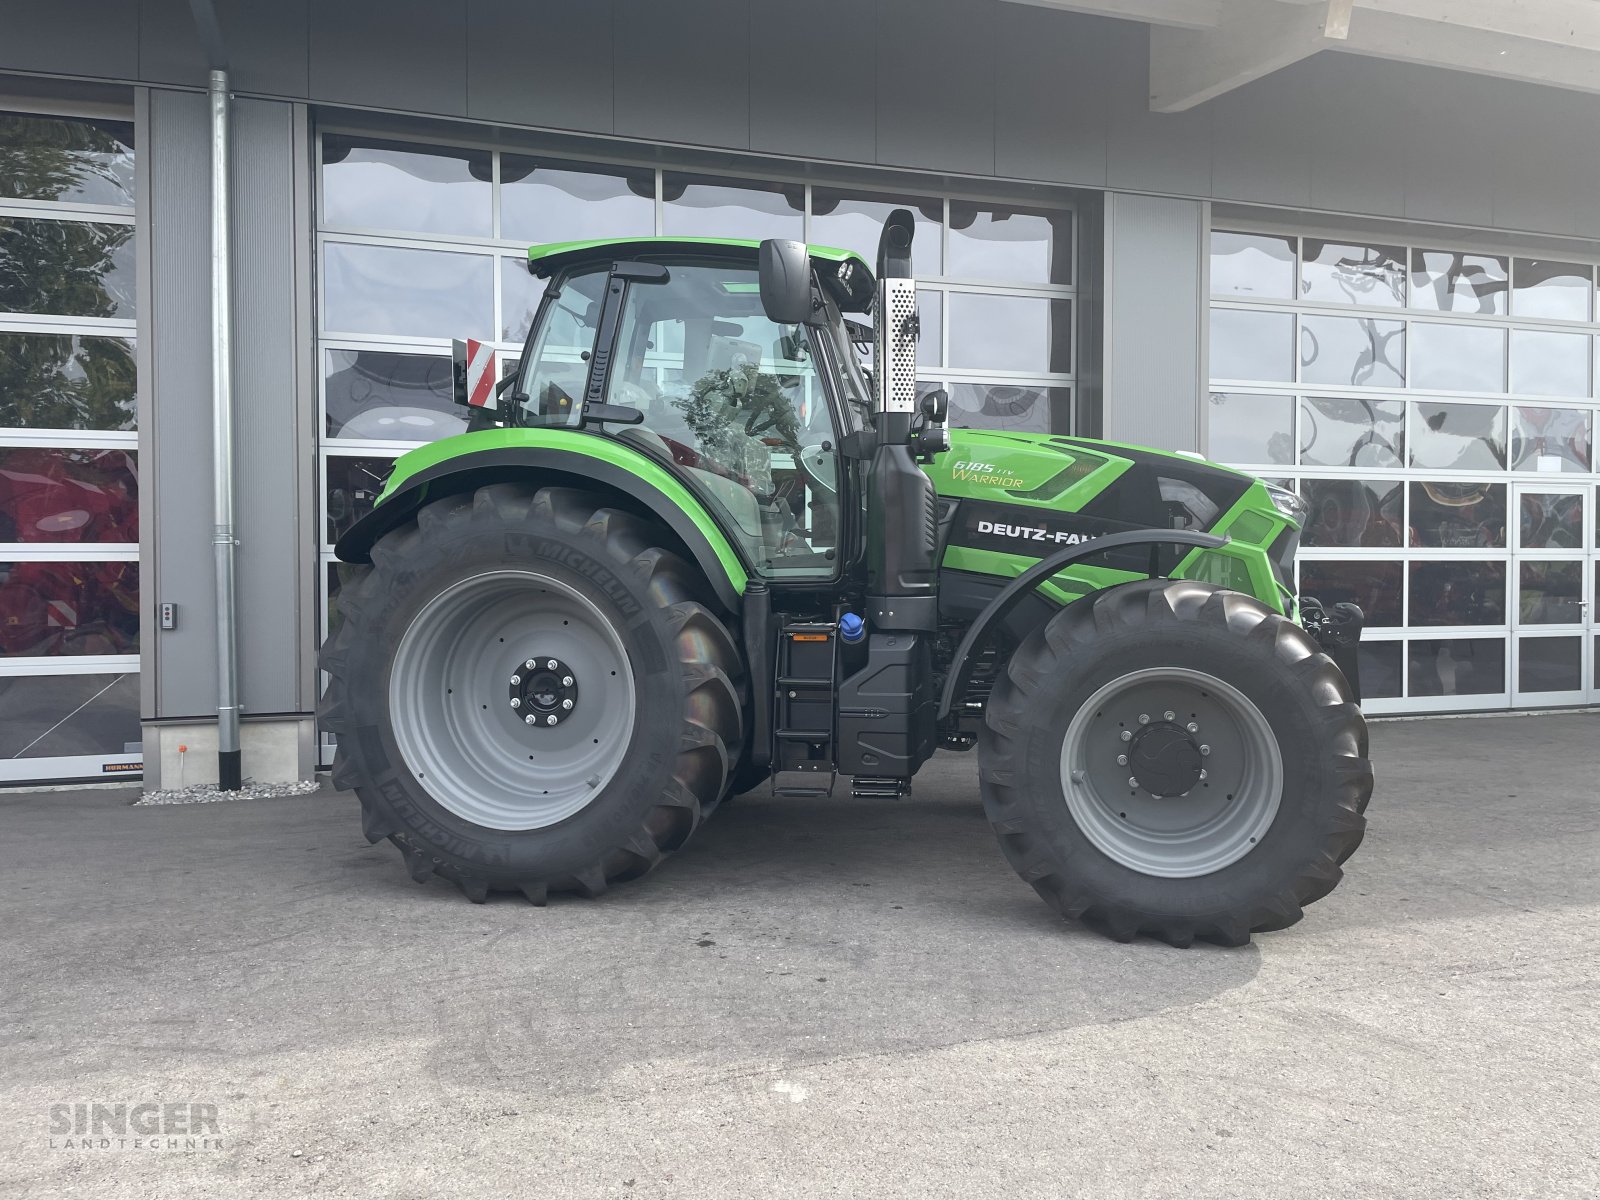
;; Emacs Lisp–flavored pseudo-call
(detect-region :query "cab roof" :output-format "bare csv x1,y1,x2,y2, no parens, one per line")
526,236,872,280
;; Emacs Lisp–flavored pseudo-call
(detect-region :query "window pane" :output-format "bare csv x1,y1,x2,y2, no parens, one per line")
1512,259,1590,322
1211,308,1293,382
1301,240,1405,306
0,447,137,544
946,293,1070,374
1509,329,1589,397
810,187,942,278
0,217,135,319
324,349,463,442
1298,396,1404,468
501,256,543,342
0,113,135,207
1408,481,1506,548
1518,637,1581,692
1409,322,1504,393
946,202,1070,285
325,454,395,544
1519,562,1584,624
320,135,490,237
1210,230,1294,300
1357,641,1402,700
1299,560,1402,627
661,173,803,240
1518,491,1584,549
0,671,139,757
1410,249,1508,315
1408,639,1505,697
1512,406,1590,473
1205,392,1292,465
0,333,135,431
500,155,653,245
1409,402,1506,471
946,383,1070,434
1300,478,1403,547
0,560,138,656
322,243,492,340
1408,561,1506,626
1300,315,1405,387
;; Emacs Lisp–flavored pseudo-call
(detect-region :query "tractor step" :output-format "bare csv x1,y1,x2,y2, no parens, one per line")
773,622,839,781
850,776,910,799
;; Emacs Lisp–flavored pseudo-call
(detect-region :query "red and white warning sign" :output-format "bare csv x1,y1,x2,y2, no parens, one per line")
452,338,498,411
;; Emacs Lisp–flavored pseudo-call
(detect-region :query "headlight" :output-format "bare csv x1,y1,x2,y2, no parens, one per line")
1265,482,1307,526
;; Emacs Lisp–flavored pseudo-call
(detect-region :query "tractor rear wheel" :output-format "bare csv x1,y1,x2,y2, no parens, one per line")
979,578,1371,947
319,483,743,903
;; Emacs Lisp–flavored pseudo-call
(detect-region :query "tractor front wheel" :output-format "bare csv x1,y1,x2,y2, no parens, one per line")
979,579,1371,947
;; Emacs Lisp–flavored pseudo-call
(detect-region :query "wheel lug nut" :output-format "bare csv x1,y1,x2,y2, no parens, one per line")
546,715,558,726
1120,729,1132,742
1117,754,1128,766
546,659,558,670
1138,713,1150,725
1199,769,1208,780
1187,722,1198,733
524,659,536,670
510,697,521,709
510,674,521,685
562,675,574,687
524,713,536,725
561,698,574,710
1163,710,1175,721
1127,777,1139,789
1200,744,1210,756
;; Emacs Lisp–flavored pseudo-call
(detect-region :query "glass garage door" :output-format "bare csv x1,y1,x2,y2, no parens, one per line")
312,127,1075,759
0,109,142,783
1208,225,1600,715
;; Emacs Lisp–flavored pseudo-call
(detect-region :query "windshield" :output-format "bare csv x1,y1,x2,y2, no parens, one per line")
509,265,608,426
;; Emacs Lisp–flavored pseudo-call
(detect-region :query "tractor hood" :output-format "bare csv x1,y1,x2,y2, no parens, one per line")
925,429,1298,610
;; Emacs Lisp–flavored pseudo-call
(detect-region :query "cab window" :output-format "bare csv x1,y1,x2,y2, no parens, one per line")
608,261,842,578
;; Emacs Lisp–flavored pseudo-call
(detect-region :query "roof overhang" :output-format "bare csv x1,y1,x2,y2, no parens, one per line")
1008,0,1600,111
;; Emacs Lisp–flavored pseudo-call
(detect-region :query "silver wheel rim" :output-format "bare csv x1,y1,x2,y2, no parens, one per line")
389,569,636,831
1058,667,1282,878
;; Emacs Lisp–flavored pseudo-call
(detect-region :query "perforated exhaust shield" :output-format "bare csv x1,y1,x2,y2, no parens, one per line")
875,277,920,415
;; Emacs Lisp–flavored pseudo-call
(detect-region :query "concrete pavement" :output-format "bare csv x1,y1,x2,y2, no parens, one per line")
2,712,1597,1198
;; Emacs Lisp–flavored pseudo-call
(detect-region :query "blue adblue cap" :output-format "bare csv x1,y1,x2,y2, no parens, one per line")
838,612,865,643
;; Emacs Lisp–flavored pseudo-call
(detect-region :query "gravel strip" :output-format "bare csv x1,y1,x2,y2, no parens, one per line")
136,779,323,806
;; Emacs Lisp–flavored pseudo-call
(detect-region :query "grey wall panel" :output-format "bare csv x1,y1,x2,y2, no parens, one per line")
1395,68,1495,230
993,2,1110,186
229,99,307,717
309,0,468,117
1300,55,1405,221
1485,84,1594,239
0,0,137,80
147,88,217,720
1104,31,1213,198
875,0,995,175
1102,192,1203,452
467,0,614,134
749,0,875,164
614,0,750,149
1207,71,1314,210
139,0,311,96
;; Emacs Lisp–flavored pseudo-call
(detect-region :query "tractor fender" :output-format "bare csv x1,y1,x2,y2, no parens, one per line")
936,528,1228,721
332,435,750,613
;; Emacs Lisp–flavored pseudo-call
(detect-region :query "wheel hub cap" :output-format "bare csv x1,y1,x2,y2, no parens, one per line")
511,656,579,726
1127,721,1202,797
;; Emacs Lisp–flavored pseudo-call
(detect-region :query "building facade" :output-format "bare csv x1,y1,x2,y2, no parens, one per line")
2,0,1598,785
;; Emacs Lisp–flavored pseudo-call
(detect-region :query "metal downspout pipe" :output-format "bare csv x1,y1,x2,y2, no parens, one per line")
208,68,242,790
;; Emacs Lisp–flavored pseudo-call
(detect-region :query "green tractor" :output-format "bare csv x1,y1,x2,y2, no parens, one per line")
321,211,1372,946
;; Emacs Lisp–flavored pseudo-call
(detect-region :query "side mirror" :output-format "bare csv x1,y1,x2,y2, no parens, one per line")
759,239,813,325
